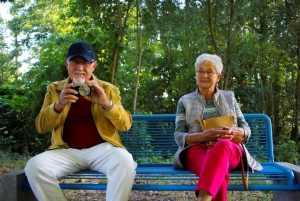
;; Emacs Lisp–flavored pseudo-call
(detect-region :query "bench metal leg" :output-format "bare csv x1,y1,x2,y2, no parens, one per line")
0,169,37,201
273,162,300,201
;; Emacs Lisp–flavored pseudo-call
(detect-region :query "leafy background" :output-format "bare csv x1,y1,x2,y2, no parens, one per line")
0,0,299,164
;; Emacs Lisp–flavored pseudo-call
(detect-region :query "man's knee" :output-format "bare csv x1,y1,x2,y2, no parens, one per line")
113,149,137,171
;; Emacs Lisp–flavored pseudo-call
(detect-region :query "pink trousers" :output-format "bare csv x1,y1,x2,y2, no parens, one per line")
185,139,242,201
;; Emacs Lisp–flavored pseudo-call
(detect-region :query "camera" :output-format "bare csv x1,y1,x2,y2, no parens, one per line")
72,84,91,96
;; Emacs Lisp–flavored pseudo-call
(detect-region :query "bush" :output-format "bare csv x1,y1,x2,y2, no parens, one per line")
274,137,300,165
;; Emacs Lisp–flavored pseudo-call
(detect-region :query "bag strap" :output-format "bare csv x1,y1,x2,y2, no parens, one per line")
240,143,249,189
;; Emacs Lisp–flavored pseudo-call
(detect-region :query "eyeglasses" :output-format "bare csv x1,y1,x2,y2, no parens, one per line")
195,70,218,76
69,60,94,68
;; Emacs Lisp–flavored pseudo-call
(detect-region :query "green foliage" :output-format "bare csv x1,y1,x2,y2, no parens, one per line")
133,155,173,164
0,0,299,165
0,85,26,153
274,136,300,165
0,81,51,155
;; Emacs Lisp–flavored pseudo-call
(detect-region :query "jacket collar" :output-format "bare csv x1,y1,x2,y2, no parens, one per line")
195,86,220,101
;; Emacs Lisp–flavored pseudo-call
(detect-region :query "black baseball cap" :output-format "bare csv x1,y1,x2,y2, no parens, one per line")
67,42,96,62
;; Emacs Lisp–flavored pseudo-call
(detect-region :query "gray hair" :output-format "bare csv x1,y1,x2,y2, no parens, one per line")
194,54,223,74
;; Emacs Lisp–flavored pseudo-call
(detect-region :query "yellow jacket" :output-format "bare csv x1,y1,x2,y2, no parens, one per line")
35,74,132,150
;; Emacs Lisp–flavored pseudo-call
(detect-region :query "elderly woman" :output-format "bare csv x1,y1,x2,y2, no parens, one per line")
173,54,262,201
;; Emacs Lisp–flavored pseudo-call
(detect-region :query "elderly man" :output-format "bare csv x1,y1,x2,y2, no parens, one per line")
25,41,137,201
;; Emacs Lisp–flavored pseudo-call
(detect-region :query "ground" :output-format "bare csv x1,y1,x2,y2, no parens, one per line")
63,189,272,201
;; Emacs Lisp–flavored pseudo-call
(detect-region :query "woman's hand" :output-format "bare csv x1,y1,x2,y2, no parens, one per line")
185,128,229,145
219,126,245,144
185,126,247,146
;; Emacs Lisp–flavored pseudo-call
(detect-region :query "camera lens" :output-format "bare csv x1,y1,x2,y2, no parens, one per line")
78,85,91,96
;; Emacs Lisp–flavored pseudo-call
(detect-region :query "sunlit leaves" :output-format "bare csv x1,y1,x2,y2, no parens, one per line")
0,0,299,155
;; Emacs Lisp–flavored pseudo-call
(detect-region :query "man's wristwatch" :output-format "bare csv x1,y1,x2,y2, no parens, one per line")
102,99,113,111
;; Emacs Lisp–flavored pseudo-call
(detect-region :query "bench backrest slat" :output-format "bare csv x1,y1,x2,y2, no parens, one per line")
119,114,274,164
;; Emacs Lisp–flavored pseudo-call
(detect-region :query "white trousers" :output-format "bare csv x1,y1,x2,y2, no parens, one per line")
25,142,137,201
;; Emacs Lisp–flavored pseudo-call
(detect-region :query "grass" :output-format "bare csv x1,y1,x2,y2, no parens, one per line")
0,150,273,200
0,150,31,176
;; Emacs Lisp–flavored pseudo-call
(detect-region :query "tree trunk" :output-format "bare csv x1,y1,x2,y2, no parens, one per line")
207,0,219,56
223,0,235,90
286,1,300,142
133,0,143,114
291,31,300,142
110,0,132,84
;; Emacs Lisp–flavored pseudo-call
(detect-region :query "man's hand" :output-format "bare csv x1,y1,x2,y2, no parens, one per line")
54,83,79,113
84,80,111,108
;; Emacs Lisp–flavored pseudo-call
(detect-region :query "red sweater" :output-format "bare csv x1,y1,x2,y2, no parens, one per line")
63,96,105,149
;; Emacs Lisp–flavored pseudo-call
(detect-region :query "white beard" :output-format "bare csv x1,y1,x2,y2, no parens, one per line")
73,73,86,85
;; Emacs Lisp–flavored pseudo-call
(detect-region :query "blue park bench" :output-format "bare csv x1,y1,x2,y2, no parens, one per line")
1,114,300,201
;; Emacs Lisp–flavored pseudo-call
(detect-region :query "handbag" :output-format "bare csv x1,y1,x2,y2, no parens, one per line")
198,115,249,189
199,116,237,146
